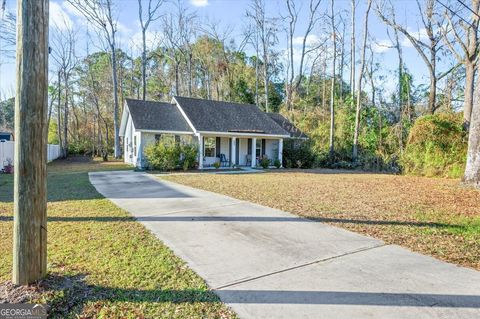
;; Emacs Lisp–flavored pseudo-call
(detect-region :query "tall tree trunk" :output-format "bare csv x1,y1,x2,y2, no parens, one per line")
141,28,147,100
263,51,269,112
255,53,259,106
428,69,436,114
427,47,437,114
329,0,336,159
175,60,180,96
111,44,120,159
464,62,475,127
350,0,355,98
188,53,193,97
13,0,48,285
352,0,371,161
464,68,480,187
57,71,62,150
63,76,69,158
339,23,345,103
287,4,295,110
394,26,404,116
322,61,327,109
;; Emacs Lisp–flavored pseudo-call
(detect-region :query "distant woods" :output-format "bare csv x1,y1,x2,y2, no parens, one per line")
1,0,479,186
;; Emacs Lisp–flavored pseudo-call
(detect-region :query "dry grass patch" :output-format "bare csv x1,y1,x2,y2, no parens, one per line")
162,169,480,270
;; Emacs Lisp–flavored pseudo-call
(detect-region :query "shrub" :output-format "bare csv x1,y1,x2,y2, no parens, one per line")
144,140,198,171
213,161,221,169
259,155,270,169
274,159,281,168
283,140,315,168
400,112,467,178
181,143,198,171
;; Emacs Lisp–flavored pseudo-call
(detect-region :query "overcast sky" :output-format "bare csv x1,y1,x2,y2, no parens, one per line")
0,0,456,100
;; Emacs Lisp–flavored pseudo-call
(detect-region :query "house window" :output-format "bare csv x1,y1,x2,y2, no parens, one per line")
155,134,176,145
204,137,216,157
256,139,261,157
133,136,137,154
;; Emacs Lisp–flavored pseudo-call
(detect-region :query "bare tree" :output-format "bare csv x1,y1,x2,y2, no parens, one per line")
162,14,182,96
138,0,164,100
51,21,78,158
338,15,346,102
352,0,372,161
464,62,480,187
441,0,480,128
13,0,48,285
247,0,278,112
285,0,322,110
376,0,444,114
0,11,15,59
161,3,196,98
387,5,408,121
67,0,121,158
329,0,336,159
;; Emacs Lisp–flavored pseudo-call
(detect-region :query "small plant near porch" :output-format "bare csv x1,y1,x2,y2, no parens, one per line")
259,155,270,169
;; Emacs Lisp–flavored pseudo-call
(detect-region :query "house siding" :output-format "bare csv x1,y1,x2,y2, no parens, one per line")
124,114,135,165
238,139,249,166
265,139,279,161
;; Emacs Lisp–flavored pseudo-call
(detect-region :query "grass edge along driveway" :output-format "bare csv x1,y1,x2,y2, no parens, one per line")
0,157,235,319
162,169,480,271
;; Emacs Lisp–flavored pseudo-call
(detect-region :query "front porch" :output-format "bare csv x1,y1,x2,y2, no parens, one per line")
197,134,283,169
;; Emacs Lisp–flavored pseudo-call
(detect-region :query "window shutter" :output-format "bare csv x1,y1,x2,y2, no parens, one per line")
216,137,221,157
247,139,252,155
236,138,240,164
262,139,266,156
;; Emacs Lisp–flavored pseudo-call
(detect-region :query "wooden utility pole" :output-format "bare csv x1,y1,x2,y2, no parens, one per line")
13,0,49,285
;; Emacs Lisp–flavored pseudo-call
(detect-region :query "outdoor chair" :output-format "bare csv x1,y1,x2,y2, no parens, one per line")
246,154,252,166
219,154,230,167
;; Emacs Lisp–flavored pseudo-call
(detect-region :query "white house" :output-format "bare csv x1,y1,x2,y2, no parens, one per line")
119,96,306,169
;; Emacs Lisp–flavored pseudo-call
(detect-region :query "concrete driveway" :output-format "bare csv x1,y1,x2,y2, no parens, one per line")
89,171,480,319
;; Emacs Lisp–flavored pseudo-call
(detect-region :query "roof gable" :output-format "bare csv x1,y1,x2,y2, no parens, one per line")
174,96,289,136
125,99,192,133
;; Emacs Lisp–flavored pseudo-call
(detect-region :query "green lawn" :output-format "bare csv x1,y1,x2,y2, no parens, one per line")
0,157,234,318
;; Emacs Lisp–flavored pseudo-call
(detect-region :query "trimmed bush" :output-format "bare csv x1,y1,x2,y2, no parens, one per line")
259,155,270,169
144,140,198,171
400,112,467,178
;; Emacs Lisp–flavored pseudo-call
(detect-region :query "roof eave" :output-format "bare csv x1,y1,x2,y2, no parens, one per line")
197,130,290,138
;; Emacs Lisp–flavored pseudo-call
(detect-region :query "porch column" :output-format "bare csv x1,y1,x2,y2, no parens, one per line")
278,138,283,168
251,137,256,168
231,137,236,166
198,134,203,169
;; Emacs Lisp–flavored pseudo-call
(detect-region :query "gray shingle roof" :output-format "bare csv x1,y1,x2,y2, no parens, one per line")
266,113,308,139
174,96,290,136
126,99,192,132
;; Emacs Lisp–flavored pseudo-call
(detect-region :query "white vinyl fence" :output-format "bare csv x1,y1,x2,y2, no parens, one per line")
0,141,61,168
